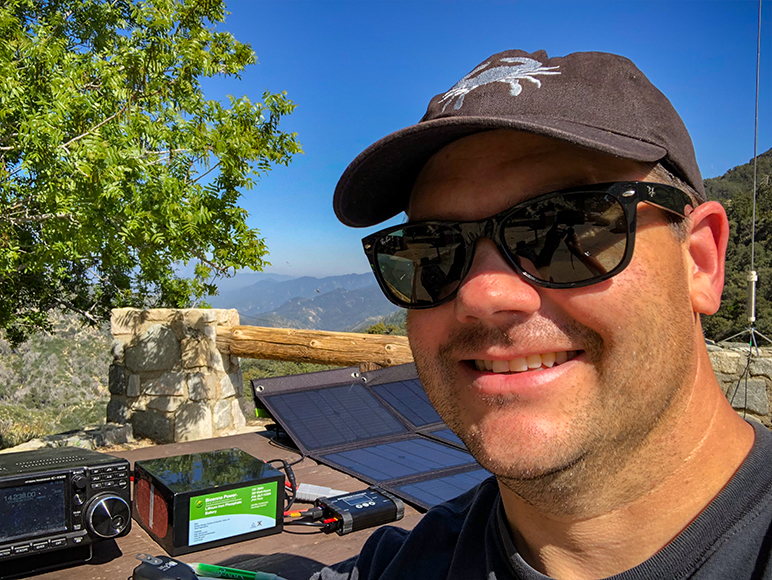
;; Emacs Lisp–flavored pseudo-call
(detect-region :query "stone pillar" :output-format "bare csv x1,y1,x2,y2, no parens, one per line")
108,308,247,443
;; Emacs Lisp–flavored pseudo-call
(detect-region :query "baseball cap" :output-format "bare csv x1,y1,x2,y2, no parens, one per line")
334,49,705,228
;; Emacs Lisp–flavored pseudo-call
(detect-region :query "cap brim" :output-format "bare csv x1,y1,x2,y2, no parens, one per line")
334,116,667,227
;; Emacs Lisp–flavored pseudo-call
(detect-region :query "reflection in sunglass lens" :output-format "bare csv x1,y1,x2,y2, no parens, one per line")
501,192,628,284
374,224,466,306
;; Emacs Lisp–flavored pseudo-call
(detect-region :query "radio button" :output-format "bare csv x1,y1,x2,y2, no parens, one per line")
72,536,84,544
72,509,82,518
12,544,30,555
50,538,66,548
0,547,11,558
91,474,102,482
32,540,49,551
73,523,83,531
104,467,116,473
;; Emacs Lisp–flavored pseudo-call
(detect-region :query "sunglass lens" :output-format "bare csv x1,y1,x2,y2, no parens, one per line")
373,224,466,306
501,192,628,285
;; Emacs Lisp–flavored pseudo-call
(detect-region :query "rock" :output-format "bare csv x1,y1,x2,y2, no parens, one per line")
232,399,247,430
143,372,186,396
174,402,213,442
725,378,770,415
750,357,772,379
148,396,183,413
215,309,240,327
180,335,213,368
709,350,744,375
188,373,216,401
111,339,126,363
220,374,236,398
124,324,180,373
127,374,141,398
131,410,173,444
108,364,127,395
107,398,129,424
0,439,46,454
98,423,134,446
213,400,232,430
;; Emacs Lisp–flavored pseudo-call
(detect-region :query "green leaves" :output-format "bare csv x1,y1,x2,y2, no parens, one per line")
0,0,301,344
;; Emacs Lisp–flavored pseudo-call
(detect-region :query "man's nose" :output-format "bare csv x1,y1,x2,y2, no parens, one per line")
453,238,542,323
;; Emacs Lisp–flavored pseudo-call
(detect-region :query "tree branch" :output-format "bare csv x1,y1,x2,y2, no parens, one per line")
187,160,221,185
59,104,129,150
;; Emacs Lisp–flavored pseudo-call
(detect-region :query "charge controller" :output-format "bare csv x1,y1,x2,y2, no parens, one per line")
315,489,404,535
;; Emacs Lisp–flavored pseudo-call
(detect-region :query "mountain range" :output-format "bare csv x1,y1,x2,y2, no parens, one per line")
208,273,400,331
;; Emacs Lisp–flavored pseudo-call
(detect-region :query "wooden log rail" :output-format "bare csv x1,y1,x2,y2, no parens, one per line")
216,325,413,368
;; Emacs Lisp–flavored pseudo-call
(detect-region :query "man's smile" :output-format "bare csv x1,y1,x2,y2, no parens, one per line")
472,350,580,373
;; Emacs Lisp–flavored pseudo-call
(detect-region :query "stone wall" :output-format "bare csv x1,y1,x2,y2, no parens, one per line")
709,342,772,427
108,308,247,443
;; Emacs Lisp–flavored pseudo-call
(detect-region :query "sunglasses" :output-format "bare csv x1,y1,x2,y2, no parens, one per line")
362,181,693,309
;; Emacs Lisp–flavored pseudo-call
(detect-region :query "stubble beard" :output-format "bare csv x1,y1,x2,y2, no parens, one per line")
409,295,695,516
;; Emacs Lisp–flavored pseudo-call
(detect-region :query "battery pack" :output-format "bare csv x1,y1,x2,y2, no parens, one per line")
133,448,284,555
316,489,404,535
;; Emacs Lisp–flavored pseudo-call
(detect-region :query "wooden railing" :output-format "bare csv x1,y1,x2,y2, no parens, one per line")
216,325,413,369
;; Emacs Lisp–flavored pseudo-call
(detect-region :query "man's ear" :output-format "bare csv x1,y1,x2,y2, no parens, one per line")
685,201,729,315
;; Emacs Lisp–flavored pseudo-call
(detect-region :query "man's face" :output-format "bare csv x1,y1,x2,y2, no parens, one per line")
406,130,697,511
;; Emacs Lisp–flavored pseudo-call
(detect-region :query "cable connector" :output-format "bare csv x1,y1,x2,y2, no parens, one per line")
294,483,347,503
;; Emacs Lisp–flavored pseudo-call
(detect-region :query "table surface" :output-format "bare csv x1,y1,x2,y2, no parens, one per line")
10,432,425,580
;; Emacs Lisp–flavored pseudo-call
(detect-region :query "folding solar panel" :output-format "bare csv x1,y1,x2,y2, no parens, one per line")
394,469,492,509
261,383,407,452
319,437,476,482
252,363,490,510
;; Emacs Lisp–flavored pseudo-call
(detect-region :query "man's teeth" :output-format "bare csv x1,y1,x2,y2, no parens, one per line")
475,351,576,373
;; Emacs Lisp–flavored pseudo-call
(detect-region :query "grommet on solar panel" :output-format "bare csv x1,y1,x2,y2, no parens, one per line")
351,371,360,378
255,385,264,392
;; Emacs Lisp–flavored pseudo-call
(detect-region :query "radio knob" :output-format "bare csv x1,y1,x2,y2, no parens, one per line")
85,495,131,538
72,474,87,491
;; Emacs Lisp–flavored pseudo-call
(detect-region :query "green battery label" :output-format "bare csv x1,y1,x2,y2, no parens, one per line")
188,482,277,546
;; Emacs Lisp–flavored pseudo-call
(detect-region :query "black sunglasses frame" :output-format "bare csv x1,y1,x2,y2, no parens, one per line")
362,182,694,309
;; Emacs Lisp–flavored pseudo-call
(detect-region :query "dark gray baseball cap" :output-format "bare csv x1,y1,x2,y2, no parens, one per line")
334,49,705,228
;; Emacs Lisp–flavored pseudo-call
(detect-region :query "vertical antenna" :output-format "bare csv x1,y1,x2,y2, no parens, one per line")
748,0,762,325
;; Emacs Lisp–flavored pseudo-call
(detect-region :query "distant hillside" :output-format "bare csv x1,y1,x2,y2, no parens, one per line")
702,148,772,341
705,148,772,201
209,272,400,331
210,273,376,315
252,285,398,331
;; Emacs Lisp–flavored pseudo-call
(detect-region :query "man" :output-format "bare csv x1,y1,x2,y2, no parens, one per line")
324,50,772,579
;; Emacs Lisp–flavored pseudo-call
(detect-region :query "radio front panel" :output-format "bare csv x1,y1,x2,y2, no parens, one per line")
0,447,131,563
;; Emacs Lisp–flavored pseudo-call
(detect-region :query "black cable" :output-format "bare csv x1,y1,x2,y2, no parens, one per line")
283,520,326,527
267,435,306,464
266,458,298,510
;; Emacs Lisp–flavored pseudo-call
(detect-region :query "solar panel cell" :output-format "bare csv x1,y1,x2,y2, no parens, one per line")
321,439,476,482
266,385,406,451
395,469,492,508
371,380,442,427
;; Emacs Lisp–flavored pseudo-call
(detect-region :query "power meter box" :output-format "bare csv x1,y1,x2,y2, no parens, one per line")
133,448,283,556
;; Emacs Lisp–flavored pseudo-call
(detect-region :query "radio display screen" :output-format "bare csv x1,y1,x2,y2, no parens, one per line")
0,479,67,542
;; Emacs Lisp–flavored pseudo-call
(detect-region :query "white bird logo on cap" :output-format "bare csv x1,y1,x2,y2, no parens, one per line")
439,56,561,112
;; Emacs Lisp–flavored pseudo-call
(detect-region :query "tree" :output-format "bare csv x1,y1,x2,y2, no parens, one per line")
0,0,301,344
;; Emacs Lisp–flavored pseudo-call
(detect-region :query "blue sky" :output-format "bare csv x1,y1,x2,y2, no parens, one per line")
202,0,771,280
